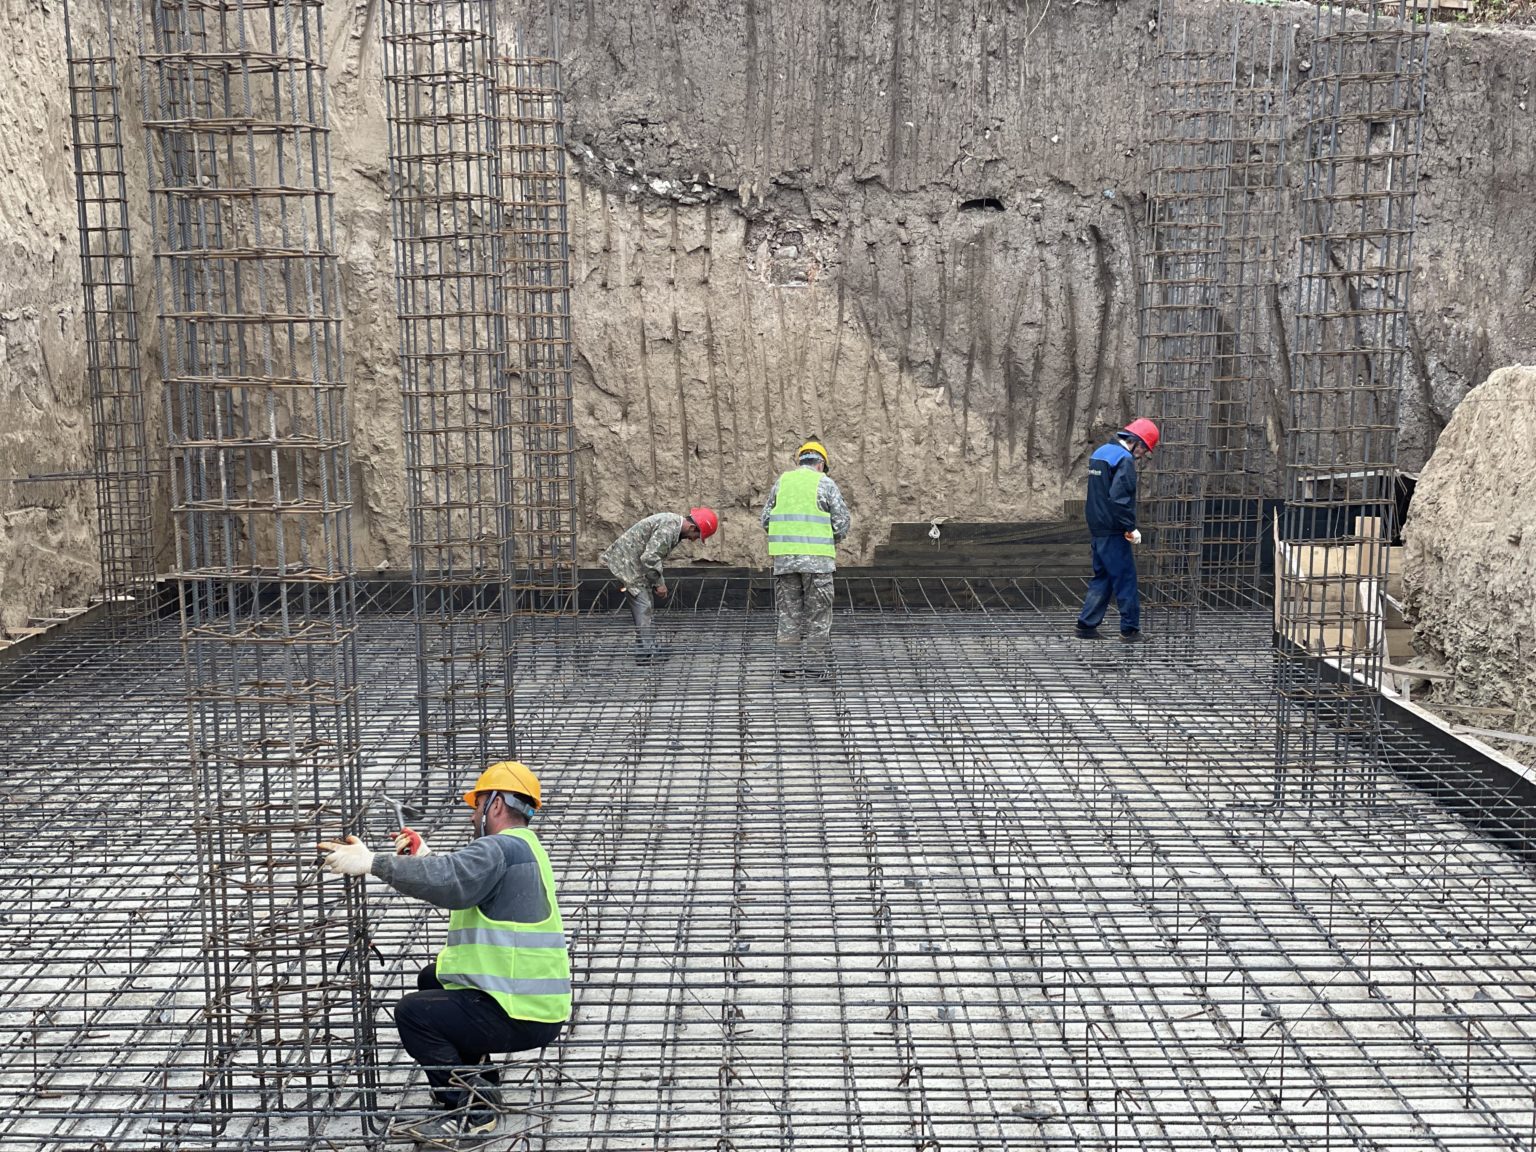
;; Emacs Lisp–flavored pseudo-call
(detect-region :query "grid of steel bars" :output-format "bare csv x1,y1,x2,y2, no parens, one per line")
1206,16,1291,611
1276,0,1431,786
2,585,1536,1148
383,0,516,776
497,33,580,635
138,0,375,1142
1136,9,1233,633
64,1,157,631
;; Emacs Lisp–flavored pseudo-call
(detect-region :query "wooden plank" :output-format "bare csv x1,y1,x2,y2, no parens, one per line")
1452,725,1536,749
1382,662,1454,681
1432,703,1516,717
1383,546,1405,601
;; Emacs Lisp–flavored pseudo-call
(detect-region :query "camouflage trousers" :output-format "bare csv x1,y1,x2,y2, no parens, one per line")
626,584,657,651
774,572,834,665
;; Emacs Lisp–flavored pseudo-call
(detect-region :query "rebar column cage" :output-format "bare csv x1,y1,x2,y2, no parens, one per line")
65,0,156,632
497,35,579,635
1206,15,1291,611
1276,0,1430,786
139,0,375,1141
1136,9,1233,631
383,0,516,774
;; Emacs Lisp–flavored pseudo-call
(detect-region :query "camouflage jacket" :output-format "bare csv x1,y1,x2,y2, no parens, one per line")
600,512,684,589
760,467,852,574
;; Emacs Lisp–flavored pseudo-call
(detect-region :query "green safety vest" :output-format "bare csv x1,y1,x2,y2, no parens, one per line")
767,468,836,557
436,828,573,1023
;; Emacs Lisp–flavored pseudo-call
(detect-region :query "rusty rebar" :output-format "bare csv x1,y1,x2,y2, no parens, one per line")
1276,0,1431,792
497,33,579,640
65,0,156,632
383,0,517,775
139,0,376,1141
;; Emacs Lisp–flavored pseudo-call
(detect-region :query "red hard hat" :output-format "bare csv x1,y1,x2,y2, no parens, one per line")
1123,418,1160,452
687,506,719,540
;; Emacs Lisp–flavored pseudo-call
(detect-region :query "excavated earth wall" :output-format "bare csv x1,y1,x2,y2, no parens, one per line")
1402,365,1536,766
4,0,1536,629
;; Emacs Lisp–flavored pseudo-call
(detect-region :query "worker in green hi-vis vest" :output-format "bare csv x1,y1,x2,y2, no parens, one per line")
321,761,571,1148
761,439,852,679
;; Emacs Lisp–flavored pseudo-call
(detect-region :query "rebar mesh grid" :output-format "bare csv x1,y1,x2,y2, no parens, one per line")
64,1,156,632
1277,0,1430,778
138,0,374,1139
497,35,579,634
1136,9,1233,632
383,0,517,775
1206,15,1291,611
3,587,1535,1149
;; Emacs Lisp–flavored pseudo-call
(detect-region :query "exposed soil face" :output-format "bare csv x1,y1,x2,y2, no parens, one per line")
1402,364,1536,766
5,2,1536,628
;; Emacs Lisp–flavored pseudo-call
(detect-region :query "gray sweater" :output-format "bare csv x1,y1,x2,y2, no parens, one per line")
371,830,552,923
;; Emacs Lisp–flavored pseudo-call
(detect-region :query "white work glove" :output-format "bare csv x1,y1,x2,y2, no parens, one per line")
394,830,431,856
1125,529,1142,545
318,835,374,877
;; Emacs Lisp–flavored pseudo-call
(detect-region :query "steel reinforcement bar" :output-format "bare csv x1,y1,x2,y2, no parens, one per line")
65,0,157,631
497,31,579,641
1137,6,1234,633
2,588,1535,1148
139,0,375,1142
383,0,517,775
1276,0,1431,789
1206,11,1291,611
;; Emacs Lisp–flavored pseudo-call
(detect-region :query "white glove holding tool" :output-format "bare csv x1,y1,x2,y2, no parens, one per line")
318,835,374,877
1125,529,1143,545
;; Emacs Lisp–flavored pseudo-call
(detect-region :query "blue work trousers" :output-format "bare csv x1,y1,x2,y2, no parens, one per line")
1077,535,1140,634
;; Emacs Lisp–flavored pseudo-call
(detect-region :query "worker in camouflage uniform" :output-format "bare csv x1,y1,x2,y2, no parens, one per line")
761,440,851,679
600,506,719,664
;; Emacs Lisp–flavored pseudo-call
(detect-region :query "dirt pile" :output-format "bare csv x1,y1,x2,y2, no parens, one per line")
1402,365,1536,764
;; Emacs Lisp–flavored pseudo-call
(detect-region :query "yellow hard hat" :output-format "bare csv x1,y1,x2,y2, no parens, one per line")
797,440,830,470
463,760,542,809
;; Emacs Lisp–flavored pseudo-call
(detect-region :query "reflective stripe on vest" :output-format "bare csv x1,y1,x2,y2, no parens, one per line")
435,973,572,997
767,469,835,557
443,928,568,950
436,828,573,1024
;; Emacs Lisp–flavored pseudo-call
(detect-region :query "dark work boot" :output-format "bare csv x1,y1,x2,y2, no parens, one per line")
402,1108,499,1149
1119,630,1147,644
464,1071,501,1114
1073,624,1104,640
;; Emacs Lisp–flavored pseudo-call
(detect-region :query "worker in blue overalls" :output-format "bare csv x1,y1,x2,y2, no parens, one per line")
1075,418,1159,643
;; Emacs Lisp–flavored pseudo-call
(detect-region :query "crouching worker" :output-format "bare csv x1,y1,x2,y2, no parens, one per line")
599,506,719,664
320,761,571,1148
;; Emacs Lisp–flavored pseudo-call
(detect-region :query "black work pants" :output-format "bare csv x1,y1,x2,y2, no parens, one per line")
395,965,563,1108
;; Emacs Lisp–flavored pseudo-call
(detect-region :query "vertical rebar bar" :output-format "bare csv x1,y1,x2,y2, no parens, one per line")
1137,6,1234,633
65,0,156,632
498,30,579,647
1276,0,1430,790
139,0,375,1140
383,0,515,775
1207,15,1291,611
